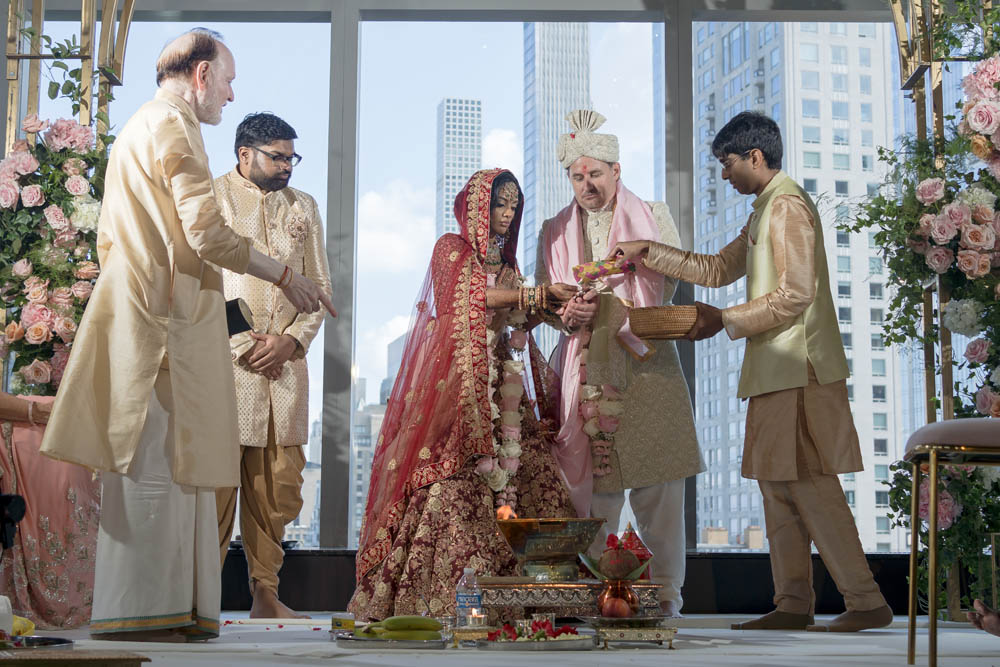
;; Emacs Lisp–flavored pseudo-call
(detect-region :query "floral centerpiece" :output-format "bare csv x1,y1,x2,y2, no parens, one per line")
486,618,579,642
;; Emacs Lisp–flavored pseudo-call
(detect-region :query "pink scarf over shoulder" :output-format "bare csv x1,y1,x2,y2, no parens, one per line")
542,180,664,517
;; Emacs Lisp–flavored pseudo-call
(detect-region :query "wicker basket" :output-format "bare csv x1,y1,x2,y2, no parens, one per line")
628,305,697,340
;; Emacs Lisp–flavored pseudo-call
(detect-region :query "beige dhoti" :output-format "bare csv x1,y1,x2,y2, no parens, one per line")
216,415,305,594
90,369,221,638
753,375,886,616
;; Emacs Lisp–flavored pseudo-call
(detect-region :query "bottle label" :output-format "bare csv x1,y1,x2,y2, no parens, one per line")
455,592,482,611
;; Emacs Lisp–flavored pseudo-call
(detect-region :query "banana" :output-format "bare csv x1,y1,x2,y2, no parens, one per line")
382,615,443,631
379,630,442,641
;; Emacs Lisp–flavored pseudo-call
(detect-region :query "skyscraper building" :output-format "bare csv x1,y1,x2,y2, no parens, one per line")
690,21,907,552
522,22,592,356
436,98,483,239
653,24,666,203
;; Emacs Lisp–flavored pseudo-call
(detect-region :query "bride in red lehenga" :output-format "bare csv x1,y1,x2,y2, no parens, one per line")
349,168,578,621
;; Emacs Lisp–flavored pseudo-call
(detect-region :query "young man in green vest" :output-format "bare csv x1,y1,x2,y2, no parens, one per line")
607,111,892,632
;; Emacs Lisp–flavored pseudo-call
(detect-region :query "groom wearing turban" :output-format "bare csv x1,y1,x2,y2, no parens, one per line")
535,110,704,617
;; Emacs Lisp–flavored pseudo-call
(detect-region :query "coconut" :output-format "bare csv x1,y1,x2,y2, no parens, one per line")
597,547,640,580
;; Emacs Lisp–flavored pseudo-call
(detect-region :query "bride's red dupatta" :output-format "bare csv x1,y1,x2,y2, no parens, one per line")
355,168,523,579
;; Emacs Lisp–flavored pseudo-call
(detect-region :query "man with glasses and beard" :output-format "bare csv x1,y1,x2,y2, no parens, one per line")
214,113,332,619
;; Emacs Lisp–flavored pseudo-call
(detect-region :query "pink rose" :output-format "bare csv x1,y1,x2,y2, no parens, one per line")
965,338,992,364
49,287,74,309
944,202,973,227
74,261,99,280
907,238,929,255
930,214,959,244
5,150,38,176
11,258,32,278
52,316,76,343
968,100,1000,135
43,204,70,231
23,322,52,345
973,205,995,225
957,249,989,278
989,156,1000,181
600,384,623,400
53,228,77,248
978,253,993,277
476,456,496,475
20,184,44,207
50,343,69,386
500,424,521,441
917,213,936,237
5,321,23,342
64,174,89,196
509,329,527,350
961,222,996,250
22,276,47,292
20,302,53,328
0,181,19,209
598,415,621,433
21,113,48,134
43,118,93,153
963,56,1000,101
498,457,520,474
70,280,93,301
925,245,955,273
915,177,946,205
24,284,48,304
61,158,86,176
580,400,600,420
918,483,962,530
19,359,51,385
10,140,28,153
73,242,90,258
976,386,999,414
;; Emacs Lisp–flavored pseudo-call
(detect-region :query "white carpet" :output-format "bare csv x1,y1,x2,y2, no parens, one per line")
32,613,1000,666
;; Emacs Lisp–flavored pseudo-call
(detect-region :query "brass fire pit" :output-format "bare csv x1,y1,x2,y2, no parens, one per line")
497,518,605,582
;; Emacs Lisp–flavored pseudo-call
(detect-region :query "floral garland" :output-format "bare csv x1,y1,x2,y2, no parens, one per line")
0,113,106,395
579,383,623,477
477,307,528,510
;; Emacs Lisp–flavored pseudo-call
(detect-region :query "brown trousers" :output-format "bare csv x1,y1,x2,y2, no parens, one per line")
217,417,306,594
757,389,887,616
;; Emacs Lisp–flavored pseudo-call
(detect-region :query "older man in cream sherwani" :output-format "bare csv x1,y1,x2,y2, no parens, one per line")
41,29,334,641
536,111,703,617
215,112,331,620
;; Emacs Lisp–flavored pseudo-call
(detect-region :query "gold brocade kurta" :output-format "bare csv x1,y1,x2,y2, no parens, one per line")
643,177,861,481
536,200,703,493
215,170,332,448
41,89,251,488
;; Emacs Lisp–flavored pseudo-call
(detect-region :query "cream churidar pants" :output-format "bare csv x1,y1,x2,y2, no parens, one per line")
89,369,220,637
216,415,305,595
590,478,686,606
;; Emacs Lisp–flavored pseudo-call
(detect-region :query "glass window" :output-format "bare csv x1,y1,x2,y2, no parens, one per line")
801,43,819,62
845,490,856,506
801,22,818,32
861,129,874,147
830,22,847,35
847,384,854,401
867,182,879,196
835,180,849,196
842,333,852,349
862,154,874,171
858,23,877,38
802,99,820,118
802,70,820,89
833,153,850,170
838,307,852,322
871,308,884,323
803,126,821,143
859,47,871,67
876,516,890,534
870,283,883,298
874,437,888,454
831,45,847,64
838,281,852,297
875,463,889,479
872,333,884,349
803,177,818,194
771,74,781,96
832,101,849,120
872,358,886,376
832,72,848,92
859,74,872,95
869,256,883,275
860,103,873,123
770,48,780,69
833,127,849,145
837,255,851,272
875,490,889,507
837,230,850,247
872,385,886,402
803,151,821,168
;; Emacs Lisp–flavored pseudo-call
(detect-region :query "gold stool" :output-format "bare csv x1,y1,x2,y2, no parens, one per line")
903,418,1000,666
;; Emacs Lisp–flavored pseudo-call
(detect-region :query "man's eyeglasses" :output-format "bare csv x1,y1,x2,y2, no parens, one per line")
719,149,754,171
250,146,302,167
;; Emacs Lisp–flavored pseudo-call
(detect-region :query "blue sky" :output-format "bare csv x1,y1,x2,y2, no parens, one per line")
36,20,658,421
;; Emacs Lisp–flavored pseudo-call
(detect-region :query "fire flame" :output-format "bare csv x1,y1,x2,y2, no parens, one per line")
496,505,518,520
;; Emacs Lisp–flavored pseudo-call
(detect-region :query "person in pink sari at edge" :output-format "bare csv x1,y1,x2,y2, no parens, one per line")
0,391,99,629
348,169,579,621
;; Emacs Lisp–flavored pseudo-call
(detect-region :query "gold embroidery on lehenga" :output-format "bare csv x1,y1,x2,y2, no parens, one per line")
418,447,431,460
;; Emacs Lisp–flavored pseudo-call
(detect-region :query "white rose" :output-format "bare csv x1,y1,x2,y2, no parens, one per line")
942,298,984,337
959,183,999,210
990,366,1000,388
502,360,524,375
579,384,603,401
486,467,509,492
69,194,100,232
499,441,522,459
598,399,625,416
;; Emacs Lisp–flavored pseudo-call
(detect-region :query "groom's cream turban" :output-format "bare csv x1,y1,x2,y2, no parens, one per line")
556,109,620,169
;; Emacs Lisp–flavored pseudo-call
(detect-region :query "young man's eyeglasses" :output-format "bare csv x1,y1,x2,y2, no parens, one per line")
250,146,303,167
719,149,754,171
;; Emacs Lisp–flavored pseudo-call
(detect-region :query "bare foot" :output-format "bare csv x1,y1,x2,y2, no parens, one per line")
968,599,1000,637
249,586,311,619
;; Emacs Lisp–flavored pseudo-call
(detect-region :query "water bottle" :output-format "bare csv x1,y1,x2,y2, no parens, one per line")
455,567,482,627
